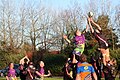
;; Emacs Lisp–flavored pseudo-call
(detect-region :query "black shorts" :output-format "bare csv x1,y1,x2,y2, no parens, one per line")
99,43,108,49
75,54,80,62
71,54,80,62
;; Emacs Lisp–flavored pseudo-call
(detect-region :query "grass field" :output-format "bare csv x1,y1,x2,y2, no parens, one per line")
0,77,63,80
0,77,119,80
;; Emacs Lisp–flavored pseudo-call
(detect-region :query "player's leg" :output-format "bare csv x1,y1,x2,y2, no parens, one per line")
73,44,85,56
100,48,106,66
105,48,110,62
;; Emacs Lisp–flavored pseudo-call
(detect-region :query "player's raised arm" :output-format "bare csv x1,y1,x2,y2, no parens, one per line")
63,35,71,43
87,17,94,33
91,18,101,31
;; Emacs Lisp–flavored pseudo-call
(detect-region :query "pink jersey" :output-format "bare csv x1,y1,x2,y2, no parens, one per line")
74,34,85,45
39,67,44,75
7,69,16,77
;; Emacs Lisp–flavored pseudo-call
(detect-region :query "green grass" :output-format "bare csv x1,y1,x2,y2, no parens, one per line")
0,77,63,80
0,77,119,80
44,77,63,80
0,77,6,80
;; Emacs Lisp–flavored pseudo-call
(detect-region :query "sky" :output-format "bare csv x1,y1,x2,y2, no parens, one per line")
42,0,85,10
41,0,119,10
14,0,120,11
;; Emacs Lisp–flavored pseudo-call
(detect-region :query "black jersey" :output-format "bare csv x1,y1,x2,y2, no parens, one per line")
93,30,108,49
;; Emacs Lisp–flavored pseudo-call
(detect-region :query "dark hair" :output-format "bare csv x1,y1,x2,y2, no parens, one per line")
8,62,13,67
8,62,14,70
80,54,87,62
28,61,33,65
24,58,28,62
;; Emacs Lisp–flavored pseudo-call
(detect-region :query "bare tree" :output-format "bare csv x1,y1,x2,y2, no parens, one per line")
0,1,7,49
114,5,120,43
0,0,17,51
47,3,85,51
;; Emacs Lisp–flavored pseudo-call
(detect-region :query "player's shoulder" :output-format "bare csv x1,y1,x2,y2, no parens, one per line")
78,62,92,67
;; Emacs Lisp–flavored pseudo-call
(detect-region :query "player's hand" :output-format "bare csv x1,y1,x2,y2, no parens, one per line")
87,18,90,23
63,35,67,39
105,43,108,47
97,70,100,73
90,17,93,21
48,70,52,76
27,68,30,73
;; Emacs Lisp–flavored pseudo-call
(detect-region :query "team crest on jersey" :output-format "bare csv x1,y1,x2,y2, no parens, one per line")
84,66,88,70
